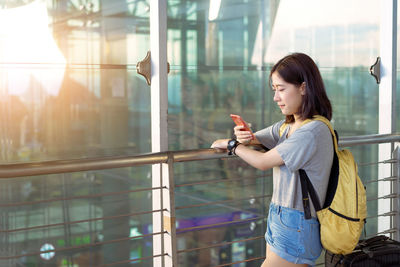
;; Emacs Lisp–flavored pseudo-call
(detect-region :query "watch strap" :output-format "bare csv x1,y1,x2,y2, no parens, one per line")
227,139,239,155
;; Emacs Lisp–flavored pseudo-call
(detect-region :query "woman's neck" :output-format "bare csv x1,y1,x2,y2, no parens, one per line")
293,114,304,125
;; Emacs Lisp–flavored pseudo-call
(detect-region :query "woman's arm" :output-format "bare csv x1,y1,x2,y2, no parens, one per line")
234,145,283,171
210,139,284,171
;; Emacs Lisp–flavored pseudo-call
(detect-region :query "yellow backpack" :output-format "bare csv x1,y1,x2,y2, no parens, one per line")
279,115,367,255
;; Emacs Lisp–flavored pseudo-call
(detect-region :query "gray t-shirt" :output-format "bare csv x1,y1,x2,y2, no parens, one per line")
255,119,333,217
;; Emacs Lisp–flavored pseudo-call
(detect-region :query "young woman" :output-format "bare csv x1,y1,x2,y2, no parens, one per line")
211,53,333,267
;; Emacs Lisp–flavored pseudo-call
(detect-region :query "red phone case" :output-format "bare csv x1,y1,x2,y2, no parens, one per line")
230,114,254,138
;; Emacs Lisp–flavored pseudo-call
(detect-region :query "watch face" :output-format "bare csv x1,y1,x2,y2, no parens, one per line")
228,140,236,146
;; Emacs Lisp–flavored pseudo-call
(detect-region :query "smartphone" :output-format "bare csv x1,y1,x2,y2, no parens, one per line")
230,114,254,139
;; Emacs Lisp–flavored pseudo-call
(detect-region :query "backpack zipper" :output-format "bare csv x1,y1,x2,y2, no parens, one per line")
328,207,360,221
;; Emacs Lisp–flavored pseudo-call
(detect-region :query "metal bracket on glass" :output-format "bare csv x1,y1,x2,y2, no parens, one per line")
370,57,381,84
136,51,170,86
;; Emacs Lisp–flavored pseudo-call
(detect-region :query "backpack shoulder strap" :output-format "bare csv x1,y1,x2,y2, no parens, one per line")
310,115,339,153
298,115,336,219
278,118,314,137
299,169,322,219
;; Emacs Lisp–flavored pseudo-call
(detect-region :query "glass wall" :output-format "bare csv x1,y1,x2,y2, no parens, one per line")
0,0,152,266
167,0,381,265
0,0,151,163
167,0,380,153
1,165,153,266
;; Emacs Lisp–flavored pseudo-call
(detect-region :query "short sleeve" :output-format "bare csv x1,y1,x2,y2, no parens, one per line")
254,120,285,149
275,129,317,172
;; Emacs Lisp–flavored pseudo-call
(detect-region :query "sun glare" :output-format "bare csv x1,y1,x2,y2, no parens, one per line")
0,0,66,96
208,0,221,21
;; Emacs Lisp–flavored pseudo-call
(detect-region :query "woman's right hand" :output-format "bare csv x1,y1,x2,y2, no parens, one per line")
234,125,254,144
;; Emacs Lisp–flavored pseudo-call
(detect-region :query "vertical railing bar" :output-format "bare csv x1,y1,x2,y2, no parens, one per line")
378,0,397,236
393,145,400,241
166,153,178,266
161,162,165,267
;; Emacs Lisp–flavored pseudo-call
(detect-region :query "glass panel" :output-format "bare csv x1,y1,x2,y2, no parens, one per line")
174,158,271,266
0,1,153,267
0,0,151,163
167,0,380,151
398,4,400,133
167,0,381,265
0,165,153,266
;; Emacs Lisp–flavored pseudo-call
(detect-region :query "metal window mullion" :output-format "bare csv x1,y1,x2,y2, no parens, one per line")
150,0,168,266
378,0,397,236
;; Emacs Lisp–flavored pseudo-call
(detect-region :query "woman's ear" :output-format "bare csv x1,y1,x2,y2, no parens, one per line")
300,82,306,95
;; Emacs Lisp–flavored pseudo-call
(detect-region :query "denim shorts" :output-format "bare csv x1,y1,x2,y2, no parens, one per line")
265,203,322,266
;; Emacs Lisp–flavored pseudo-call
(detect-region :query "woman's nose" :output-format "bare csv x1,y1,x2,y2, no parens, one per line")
273,91,280,102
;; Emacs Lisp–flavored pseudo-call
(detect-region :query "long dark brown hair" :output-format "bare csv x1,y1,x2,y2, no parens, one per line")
269,53,332,123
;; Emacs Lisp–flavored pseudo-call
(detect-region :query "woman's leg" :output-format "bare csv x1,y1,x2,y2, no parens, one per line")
261,245,308,267
260,245,268,267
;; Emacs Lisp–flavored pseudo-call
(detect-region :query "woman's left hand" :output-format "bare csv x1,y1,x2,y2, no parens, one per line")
211,139,229,150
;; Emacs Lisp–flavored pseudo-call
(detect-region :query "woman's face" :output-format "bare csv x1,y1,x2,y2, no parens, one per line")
271,71,305,118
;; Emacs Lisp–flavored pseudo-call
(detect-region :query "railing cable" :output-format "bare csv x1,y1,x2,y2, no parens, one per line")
0,231,167,260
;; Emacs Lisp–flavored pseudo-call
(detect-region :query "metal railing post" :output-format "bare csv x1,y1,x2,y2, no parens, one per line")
162,154,178,266
379,0,397,235
152,162,164,267
393,144,400,241
149,0,168,264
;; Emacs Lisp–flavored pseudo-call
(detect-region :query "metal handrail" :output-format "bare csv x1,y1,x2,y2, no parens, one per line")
340,133,400,147
0,133,399,179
